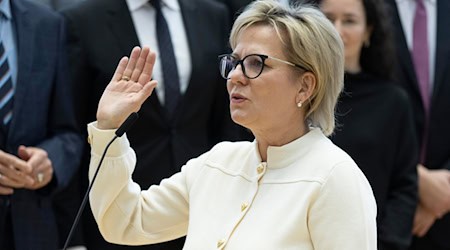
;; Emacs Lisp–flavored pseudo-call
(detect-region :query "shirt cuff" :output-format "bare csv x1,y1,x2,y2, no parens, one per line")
87,121,130,157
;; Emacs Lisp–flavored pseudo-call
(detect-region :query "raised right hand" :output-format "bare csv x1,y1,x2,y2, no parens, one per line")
97,46,157,130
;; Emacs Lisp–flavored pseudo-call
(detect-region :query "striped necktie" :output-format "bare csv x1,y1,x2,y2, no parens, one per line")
0,41,13,129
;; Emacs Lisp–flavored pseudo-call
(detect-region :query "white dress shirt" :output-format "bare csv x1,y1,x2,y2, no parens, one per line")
395,0,436,91
126,0,191,105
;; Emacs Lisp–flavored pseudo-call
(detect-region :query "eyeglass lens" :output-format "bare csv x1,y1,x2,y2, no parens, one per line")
219,55,265,79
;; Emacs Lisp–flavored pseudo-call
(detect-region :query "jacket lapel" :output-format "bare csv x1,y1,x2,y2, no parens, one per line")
106,0,140,55
179,0,199,78
389,0,420,90
433,0,450,97
10,0,32,137
178,0,200,100
107,0,166,120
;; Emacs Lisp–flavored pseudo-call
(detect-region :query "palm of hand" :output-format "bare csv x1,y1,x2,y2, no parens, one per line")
97,47,157,129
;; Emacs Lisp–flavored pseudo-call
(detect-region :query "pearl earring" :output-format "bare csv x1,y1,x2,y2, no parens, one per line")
297,102,302,108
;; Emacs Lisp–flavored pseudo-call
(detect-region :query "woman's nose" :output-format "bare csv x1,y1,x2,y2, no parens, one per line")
333,20,344,37
228,63,248,85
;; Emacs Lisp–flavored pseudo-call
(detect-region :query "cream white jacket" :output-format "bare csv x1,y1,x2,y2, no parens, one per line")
88,123,377,250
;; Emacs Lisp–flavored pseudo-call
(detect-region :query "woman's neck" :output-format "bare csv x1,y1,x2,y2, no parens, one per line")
253,122,309,162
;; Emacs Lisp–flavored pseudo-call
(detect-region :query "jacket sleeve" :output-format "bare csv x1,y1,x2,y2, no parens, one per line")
378,88,418,250
37,15,83,193
87,122,205,245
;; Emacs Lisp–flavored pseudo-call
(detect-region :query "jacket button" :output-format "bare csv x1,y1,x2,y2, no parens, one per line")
217,239,225,248
241,202,248,212
257,165,264,174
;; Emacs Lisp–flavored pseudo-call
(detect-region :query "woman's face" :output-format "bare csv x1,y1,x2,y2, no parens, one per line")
226,24,304,134
320,0,370,73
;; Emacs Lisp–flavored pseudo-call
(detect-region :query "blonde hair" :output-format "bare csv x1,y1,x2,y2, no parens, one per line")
229,0,344,136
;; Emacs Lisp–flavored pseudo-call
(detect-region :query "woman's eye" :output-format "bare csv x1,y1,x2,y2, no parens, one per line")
248,58,263,67
343,19,356,25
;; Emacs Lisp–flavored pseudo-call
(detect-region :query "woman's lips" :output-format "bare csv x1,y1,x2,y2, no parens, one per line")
230,93,247,103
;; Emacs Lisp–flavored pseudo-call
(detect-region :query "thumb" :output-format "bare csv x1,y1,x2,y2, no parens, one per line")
18,145,31,161
133,80,157,108
138,80,157,101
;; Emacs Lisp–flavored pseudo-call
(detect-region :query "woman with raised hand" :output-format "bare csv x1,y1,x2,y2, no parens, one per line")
87,1,377,249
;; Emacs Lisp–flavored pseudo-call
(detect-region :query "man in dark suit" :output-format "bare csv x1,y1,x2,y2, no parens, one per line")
385,0,450,249
0,0,83,249
62,0,245,249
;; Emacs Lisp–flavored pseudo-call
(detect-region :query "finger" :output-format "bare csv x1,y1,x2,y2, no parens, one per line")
412,213,424,234
33,158,53,178
134,80,157,104
27,150,48,172
0,151,32,174
5,164,35,186
17,145,31,161
417,222,432,237
138,50,156,85
111,57,129,82
415,227,426,238
25,166,53,190
0,185,13,195
412,214,421,235
0,166,32,188
130,47,150,82
122,47,141,81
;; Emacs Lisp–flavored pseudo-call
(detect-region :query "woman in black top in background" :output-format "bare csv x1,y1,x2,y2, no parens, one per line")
316,0,418,249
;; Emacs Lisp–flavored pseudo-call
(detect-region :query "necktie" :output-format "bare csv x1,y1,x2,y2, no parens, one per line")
412,0,429,163
412,0,429,112
0,42,13,129
151,0,181,116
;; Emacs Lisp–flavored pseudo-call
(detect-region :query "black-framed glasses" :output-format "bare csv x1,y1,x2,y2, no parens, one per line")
218,53,307,80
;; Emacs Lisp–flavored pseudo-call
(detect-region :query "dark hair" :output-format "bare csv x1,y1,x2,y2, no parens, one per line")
359,0,397,81
309,0,397,81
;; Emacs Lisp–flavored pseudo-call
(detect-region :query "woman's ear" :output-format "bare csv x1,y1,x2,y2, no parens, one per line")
296,72,316,105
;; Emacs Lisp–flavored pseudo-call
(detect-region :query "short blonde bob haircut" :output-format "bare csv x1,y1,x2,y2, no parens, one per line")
229,0,344,136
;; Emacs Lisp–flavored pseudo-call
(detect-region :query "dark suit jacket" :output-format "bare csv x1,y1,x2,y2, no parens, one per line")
386,0,450,247
63,0,245,248
0,0,83,249
216,0,253,21
35,0,85,10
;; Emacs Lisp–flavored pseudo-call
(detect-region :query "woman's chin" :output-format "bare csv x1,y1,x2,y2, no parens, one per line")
231,111,250,127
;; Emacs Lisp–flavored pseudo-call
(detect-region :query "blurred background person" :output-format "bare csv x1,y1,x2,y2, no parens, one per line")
315,0,418,249
384,0,450,249
28,1,88,250
0,0,83,249
62,0,247,249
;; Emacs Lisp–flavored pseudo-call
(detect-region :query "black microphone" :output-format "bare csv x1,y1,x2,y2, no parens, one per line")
62,112,139,250
115,112,139,137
